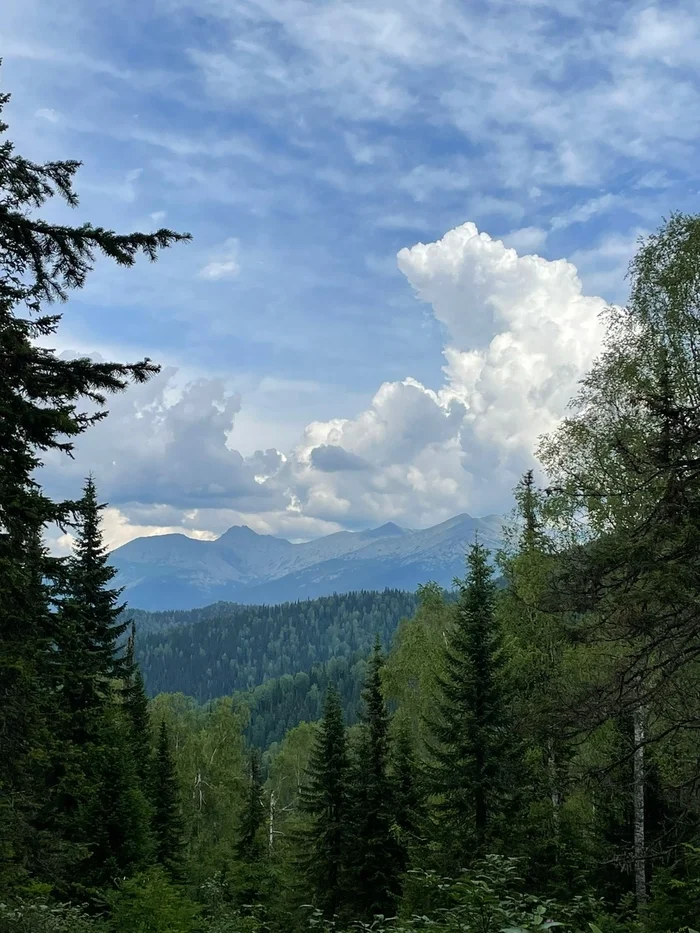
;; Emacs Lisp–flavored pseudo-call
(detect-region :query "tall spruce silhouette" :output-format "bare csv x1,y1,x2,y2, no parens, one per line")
0,72,188,884
426,542,517,865
298,684,350,918
348,638,400,919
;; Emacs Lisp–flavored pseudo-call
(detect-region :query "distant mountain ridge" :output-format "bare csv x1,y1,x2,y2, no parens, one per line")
111,512,504,610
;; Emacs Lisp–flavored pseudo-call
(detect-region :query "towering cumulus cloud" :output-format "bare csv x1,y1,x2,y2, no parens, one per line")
288,223,609,524
44,223,612,547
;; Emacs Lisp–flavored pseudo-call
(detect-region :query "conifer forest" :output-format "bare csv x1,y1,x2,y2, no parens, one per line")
3,74,700,933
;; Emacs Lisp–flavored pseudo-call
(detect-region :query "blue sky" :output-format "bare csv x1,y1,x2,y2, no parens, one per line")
5,0,700,547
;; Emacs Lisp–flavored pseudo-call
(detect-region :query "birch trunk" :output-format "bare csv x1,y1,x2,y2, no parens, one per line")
547,741,561,839
268,790,276,855
633,705,647,912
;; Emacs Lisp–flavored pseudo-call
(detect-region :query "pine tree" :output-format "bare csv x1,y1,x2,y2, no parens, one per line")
0,73,188,884
426,542,517,866
348,639,400,920
298,684,350,918
152,720,185,879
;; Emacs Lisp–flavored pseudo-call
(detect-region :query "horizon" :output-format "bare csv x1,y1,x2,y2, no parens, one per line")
110,510,506,552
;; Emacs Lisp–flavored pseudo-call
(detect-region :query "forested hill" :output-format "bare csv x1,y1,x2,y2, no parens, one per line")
134,589,418,700
243,655,368,748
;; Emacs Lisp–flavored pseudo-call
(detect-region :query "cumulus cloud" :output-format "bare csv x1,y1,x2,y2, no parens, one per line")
41,367,288,518
310,445,372,472
275,222,609,527
41,222,611,547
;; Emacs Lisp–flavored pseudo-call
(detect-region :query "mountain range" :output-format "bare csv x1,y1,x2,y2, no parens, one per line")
111,512,504,610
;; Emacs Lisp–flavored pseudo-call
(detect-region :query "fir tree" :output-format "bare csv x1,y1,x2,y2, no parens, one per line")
298,684,350,918
348,639,400,920
152,720,185,879
0,74,188,884
426,542,517,866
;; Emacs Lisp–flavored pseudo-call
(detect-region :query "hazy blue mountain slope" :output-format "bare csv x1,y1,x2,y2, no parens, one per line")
112,512,503,610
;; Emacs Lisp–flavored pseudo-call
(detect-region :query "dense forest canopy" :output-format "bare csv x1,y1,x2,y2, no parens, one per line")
133,590,419,700
2,70,700,933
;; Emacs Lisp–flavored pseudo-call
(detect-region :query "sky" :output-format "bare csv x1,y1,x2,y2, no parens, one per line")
4,0,700,549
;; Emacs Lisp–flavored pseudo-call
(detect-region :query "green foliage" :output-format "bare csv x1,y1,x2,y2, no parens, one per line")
301,856,604,933
80,711,153,891
0,69,187,890
390,724,424,879
107,868,199,933
347,640,401,920
425,544,519,866
647,844,700,933
238,748,266,862
123,624,154,791
243,655,368,748
298,686,351,919
148,693,248,883
133,591,419,702
152,721,185,879
0,898,107,933
383,583,455,755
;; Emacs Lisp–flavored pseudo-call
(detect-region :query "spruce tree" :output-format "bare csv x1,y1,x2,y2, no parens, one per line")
235,747,268,908
298,684,350,918
152,720,185,879
0,74,188,884
0,526,58,887
79,710,153,892
238,747,265,862
391,723,423,877
58,477,127,731
123,623,154,791
42,479,154,894
348,639,400,920
426,542,517,866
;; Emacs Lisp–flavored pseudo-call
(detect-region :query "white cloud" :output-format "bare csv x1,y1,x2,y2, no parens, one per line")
502,226,547,253
276,222,610,526
40,221,615,545
35,106,60,122
198,237,241,280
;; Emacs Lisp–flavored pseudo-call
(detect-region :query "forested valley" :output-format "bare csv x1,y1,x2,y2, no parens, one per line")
3,77,700,933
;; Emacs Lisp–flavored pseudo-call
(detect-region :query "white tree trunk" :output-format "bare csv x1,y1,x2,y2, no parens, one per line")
269,790,276,855
547,738,561,838
633,705,647,912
